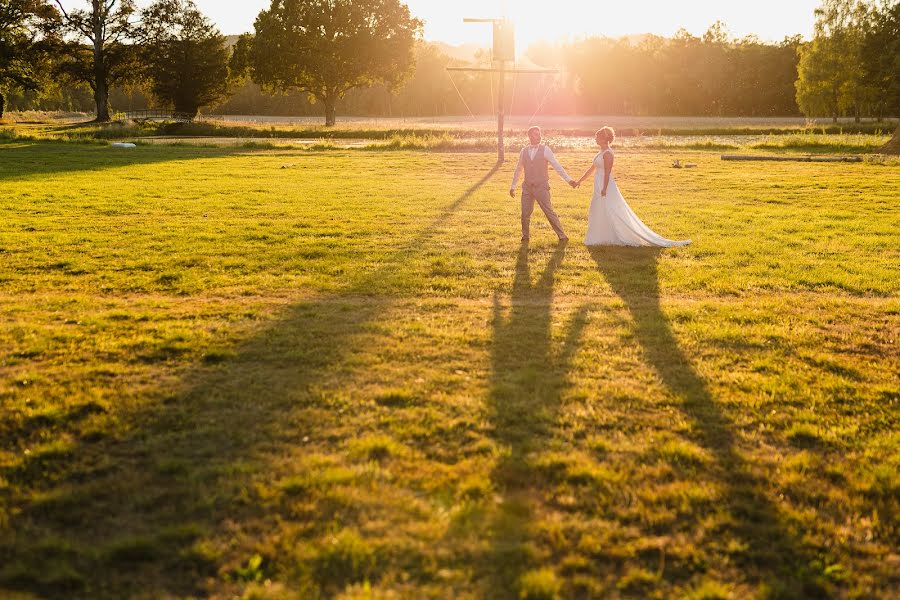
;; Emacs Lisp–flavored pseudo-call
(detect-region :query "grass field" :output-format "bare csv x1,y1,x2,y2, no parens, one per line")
0,138,898,599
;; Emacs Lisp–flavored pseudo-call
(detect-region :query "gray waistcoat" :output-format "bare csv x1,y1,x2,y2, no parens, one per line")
523,145,549,184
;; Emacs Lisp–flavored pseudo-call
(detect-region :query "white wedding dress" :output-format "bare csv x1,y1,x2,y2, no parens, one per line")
584,149,691,247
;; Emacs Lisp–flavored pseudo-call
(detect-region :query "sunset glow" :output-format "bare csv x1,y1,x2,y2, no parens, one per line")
57,1,822,46
415,0,821,53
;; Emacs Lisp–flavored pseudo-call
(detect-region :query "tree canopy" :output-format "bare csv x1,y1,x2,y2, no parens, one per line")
861,0,900,119
139,0,229,117
52,0,139,121
0,0,56,117
1,1,897,124
246,0,423,125
796,0,898,122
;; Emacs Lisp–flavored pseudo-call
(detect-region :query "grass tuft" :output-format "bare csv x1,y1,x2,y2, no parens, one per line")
518,567,562,600
785,423,826,449
105,536,163,564
347,435,409,462
682,579,734,599
314,530,378,589
616,567,660,594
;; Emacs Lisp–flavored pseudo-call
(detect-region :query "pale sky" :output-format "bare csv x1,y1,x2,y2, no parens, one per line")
60,1,821,45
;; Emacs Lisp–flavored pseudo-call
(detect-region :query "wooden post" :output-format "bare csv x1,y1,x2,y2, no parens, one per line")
498,61,505,163
450,19,556,164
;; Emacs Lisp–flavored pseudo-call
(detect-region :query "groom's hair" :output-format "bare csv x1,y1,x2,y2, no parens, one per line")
527,126,541,137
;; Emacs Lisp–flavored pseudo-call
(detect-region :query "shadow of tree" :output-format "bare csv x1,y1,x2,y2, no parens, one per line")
481,242,591,597
0,142,267,182
0,166,500,599
589,246,829,597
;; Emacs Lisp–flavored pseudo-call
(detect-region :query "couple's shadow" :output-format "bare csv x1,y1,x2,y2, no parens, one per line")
485,241,585,592
588,246,823,595
483,244,821,597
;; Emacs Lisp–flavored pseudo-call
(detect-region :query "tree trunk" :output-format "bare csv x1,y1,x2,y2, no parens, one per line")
879,125,900,155
94,79,111,122
92,14,110,122
0,92,5,120
324,95,336,126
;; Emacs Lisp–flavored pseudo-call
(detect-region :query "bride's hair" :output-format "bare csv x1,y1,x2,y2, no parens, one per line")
595,127,616,144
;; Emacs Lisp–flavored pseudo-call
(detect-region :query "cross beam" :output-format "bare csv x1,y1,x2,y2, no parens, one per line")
446,68,560,74
449,17,530,163
447,63,561,163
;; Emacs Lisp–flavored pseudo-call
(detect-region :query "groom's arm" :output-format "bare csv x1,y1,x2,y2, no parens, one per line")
544,146,575,185
510,149,525,196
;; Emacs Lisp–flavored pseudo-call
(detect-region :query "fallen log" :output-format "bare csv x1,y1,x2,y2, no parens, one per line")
721,154,863,163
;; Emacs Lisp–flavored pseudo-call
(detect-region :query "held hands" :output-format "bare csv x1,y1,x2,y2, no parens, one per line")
513,181,580,196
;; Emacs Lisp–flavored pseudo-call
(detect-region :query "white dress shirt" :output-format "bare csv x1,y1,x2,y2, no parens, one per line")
511,144,574,190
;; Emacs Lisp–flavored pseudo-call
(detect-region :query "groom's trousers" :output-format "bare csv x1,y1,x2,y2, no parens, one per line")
521,182,567,239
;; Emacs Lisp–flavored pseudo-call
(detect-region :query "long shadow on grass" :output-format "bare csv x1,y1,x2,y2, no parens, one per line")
482,242,590,597
0,141,262,181
589,247,829,597
0,165,500,599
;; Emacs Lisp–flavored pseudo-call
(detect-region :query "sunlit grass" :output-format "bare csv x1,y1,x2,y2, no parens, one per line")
4,128,887,155
0,142,897,599
1,118,894,155
750,133,890,153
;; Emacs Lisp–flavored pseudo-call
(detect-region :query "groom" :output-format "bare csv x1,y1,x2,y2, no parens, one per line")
509,126,577,242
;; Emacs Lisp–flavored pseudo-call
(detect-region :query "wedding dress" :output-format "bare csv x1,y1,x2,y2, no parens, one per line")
584,149,691,247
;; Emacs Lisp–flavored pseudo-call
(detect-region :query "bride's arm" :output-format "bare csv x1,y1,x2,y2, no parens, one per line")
576,164,596,187
601,153,614,196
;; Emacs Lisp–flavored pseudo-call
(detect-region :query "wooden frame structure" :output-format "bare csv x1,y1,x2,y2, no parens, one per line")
447,18,558,163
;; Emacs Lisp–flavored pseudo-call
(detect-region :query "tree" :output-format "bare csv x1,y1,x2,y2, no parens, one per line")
861,0,900,120
52,0,138,122
139,0,228,118
246,0,422,126
0,0,55,118
796,0,869,123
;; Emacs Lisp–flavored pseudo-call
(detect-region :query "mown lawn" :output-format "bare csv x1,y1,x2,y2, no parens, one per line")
0,141,897,599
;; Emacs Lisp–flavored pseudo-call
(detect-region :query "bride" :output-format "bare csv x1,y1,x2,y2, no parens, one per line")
576,127,691,247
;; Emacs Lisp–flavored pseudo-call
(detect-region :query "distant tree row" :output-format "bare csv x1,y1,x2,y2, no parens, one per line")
0,0,231,121
564,26,803,117
2,0,898,124
0,0,422,124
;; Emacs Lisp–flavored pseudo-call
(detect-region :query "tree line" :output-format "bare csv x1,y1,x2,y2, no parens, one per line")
1,0,897,125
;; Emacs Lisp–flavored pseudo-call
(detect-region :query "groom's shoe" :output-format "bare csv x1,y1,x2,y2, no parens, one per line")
558,236,569,244
521,235,530,242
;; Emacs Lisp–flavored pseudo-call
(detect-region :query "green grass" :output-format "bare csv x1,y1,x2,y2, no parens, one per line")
0,140,897,599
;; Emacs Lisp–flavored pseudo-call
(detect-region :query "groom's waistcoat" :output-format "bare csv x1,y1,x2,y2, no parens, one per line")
523,144,549,184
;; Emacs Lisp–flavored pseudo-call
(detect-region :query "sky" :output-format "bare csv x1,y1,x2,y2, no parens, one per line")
59,1,822,45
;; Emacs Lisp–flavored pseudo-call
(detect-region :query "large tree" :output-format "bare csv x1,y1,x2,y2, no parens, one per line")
138,0,228,118
796,0,871,123
0,0,55,118
861,0,900,120
52,0,138,121
246,0,422,126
